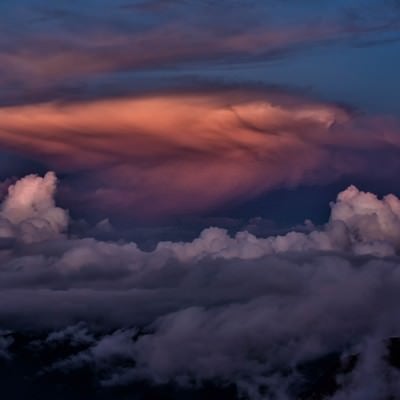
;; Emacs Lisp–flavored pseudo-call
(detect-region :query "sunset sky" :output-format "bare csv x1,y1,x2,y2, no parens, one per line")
1,2,400,399
0,0,399,231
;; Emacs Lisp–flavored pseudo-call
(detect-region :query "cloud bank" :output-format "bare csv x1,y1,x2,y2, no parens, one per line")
1,172,400,398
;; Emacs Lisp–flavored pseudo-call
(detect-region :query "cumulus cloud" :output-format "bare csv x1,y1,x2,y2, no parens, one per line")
331,185,400,251
0,172,68,244
0,172,400,398
156,185,400,259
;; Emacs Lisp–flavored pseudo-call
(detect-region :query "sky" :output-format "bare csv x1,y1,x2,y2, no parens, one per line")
1,1,400,399
0,0,399,230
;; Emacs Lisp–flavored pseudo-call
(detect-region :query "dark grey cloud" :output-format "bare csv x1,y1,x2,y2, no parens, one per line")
0,172,400,398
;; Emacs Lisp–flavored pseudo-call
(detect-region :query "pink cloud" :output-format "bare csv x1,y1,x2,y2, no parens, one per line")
0,89,398,218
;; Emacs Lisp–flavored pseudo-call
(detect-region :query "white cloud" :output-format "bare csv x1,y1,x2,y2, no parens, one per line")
155,185,400,260
0,172,68,243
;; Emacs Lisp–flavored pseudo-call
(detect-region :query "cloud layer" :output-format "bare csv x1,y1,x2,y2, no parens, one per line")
1,172,400,398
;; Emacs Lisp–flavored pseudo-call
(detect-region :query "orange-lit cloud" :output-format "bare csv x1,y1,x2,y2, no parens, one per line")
0,89,398,218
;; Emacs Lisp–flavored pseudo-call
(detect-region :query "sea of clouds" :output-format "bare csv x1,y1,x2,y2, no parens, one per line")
1,172,400,399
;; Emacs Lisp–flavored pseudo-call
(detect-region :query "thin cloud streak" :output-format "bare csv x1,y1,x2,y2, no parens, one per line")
1,15,399,90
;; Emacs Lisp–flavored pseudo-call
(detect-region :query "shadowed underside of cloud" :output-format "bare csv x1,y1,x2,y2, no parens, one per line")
0,88,399,219
1,172,400,398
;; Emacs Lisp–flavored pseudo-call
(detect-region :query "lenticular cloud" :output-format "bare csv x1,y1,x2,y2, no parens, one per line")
1,172,400,399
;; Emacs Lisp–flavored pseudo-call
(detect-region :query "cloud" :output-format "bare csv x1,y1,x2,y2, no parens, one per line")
157,184,400,260
0,172,400,397
0,89,399,218
0,172,68,244
2,1,400,397
44,323,95,347
330,336,400,400
0,331,13,360
1,0,399,91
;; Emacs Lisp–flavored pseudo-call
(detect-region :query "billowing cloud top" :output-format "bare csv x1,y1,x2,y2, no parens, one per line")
0,172,68,243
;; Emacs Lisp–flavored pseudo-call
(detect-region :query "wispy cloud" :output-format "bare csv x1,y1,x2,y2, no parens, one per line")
1,0,399,97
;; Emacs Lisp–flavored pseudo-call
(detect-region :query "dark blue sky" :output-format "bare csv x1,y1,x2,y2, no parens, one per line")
1,0,399,109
